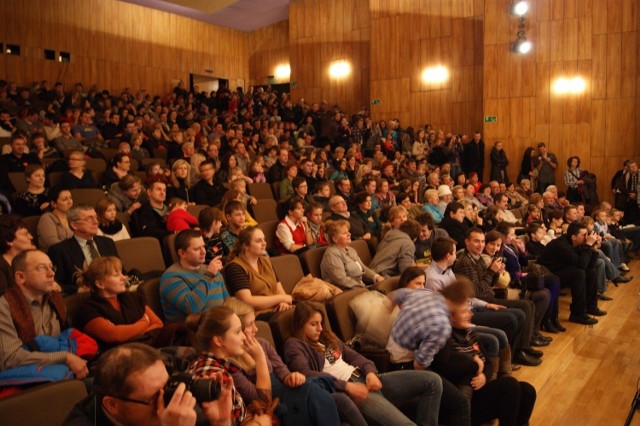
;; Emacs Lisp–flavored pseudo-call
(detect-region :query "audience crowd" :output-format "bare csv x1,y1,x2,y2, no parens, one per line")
0,77,638,426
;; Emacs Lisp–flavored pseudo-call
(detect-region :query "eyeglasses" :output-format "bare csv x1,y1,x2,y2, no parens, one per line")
32,264,57,273
110,392,159,407
74,215,99,222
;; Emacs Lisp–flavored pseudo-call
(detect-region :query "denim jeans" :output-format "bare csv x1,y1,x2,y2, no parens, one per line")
354,369,443,426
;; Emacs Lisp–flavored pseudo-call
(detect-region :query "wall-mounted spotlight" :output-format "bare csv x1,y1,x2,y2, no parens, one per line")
329,60,351,79
513,37,532,54
511,1,529,16
552,77,586,94
511,2,531,54
421,66,449,83
274,64,291,80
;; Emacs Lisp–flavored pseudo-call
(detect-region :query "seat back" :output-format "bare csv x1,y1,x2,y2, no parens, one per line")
115,211,131,234
271,182,281,201
21,215,40,249
116,237,165,277
142,157,167,168
256,320,276,348
8,172,27,194
270,254,304,294
70,188,106,208
350,239,372,266
164,233,179,265
372,276,400,294
137,277,165,321
251,199,278,223
48,171,63,188
85,158,107,173
187,204,209,218
64,292,91,328
0,380,88,426
300,246,327,277
248,182,275,200
326,287,369,341
257,220,278,252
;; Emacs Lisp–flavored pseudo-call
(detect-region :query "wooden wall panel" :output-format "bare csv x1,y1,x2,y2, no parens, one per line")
289,0,371,114
0,0,249,95
483,0,639,202
370,0,484,134
248,20,290,87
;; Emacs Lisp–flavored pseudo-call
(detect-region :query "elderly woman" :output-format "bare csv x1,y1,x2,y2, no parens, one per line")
0,216,36,295
59,150,99,190
14,164,50,217
320,219,384,290
75,256,164,351
102,153,132,188
37,187,74,250
167,159,193,203
224,226,294,319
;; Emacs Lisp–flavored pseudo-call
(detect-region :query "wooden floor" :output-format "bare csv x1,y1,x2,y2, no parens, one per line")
511,259,640,425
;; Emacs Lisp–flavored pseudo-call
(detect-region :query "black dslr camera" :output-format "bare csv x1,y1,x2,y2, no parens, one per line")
163,372,220,406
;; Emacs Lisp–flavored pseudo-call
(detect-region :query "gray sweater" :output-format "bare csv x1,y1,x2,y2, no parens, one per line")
369,229,416,278
320,245,378,289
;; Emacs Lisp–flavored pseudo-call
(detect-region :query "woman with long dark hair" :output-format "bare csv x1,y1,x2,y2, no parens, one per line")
285,301,443,426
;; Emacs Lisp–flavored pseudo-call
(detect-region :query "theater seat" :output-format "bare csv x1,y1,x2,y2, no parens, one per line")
256,320,275,348
350,239,372,266
257,220,278,252
270,254,304,294
70,188,106,208
137,277,165,321
251,199,278,223
116,237,165,279
0,380,88,426
64,292,90,328
300,246,327,277
248,182,275,201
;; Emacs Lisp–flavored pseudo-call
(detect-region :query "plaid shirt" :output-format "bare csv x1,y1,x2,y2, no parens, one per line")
188,352,246,425
390,289,452,368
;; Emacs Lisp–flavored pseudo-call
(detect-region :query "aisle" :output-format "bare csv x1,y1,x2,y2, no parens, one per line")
512,261,640,425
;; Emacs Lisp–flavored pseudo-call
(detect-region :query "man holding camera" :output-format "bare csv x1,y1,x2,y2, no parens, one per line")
539,222,605,325
64,343,233,426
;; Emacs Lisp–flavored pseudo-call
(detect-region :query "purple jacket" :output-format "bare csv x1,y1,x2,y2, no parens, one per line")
283,337,377,392
230,338,291,403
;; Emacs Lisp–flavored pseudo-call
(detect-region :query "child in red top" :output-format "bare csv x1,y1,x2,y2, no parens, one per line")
166,198,198,232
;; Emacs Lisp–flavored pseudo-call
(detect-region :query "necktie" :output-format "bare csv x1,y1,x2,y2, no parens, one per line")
87,239,101,262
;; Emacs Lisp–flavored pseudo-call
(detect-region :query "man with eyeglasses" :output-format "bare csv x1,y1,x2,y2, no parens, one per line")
48,205,118,294
64,342,233,426
0,249,90,379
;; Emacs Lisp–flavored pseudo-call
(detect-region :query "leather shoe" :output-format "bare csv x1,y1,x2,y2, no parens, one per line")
612,275,633,284
552,318,566,332
530,336,551,347
587,308,607,316
569,314,598,325
513,350,542,366
511,364,521,371
524,347,543,358
535,332,553,343
541,320,559,333
597,293,613,301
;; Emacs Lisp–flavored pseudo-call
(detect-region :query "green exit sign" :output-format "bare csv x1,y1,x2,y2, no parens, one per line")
371,99,381,105
484,115,497,123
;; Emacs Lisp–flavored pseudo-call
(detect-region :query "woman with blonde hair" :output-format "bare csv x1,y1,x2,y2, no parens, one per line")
167,159,193,203
320,220,384,290
75,256,163,351
223,298,341,426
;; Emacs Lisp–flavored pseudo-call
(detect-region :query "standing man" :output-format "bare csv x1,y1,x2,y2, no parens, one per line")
616,160,639,225
160,229,228,322
532,142,558,193
463,131,485,181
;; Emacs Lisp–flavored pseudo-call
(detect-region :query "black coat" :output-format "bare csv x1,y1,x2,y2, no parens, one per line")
48,235,118,294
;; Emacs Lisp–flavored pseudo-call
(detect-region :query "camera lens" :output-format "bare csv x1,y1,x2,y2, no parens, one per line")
163,373,220,406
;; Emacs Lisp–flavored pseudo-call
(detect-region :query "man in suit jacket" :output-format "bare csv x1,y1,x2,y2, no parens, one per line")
48,205,118,294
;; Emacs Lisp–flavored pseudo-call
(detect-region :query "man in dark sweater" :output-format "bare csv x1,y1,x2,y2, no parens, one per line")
192,160,225,206
539,222,604,325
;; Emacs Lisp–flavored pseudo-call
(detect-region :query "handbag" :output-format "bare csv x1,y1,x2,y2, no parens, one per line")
291,274,343,302
523,261,549,291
